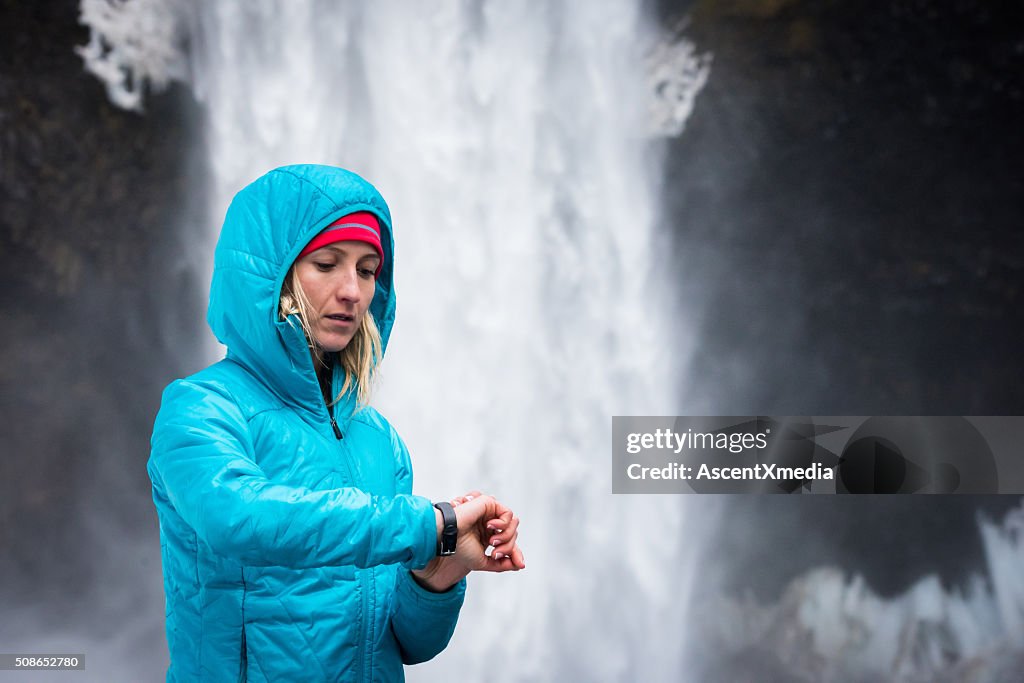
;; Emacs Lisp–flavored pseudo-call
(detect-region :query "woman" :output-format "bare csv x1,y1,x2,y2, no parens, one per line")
148,164,524,682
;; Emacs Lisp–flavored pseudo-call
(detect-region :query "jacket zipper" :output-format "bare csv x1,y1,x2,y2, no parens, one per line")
325,361,371,682
361,570,372,682
325,368,343,440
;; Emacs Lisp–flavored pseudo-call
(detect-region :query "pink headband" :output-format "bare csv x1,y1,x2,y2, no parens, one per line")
297,212,384,276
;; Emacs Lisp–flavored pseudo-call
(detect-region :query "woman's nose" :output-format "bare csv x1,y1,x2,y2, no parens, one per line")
335,268,362,301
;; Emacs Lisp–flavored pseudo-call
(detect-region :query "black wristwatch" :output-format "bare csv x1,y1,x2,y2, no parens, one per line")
433,502,458,556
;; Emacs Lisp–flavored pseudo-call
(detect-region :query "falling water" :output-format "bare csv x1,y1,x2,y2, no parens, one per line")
60,1,1024,680
77,1,713,680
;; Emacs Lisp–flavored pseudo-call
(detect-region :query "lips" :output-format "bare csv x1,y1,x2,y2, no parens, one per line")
325,313,356,324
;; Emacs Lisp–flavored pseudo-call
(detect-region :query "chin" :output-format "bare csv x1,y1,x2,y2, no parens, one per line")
319,337,354,353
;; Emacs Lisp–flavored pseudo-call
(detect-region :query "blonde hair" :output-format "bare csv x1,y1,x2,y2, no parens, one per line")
279,267,382,409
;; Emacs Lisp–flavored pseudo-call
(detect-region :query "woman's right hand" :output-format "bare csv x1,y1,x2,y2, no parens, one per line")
452,493,525,571
410,493,525,592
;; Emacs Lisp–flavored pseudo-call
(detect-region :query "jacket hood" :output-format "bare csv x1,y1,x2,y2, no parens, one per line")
207,164,396,417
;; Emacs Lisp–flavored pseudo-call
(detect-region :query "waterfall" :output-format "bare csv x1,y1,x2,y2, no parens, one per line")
79,1,712,680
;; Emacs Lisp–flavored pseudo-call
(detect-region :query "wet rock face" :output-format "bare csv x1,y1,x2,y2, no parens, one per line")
0,0,206,600
1,0,202,297
657,0,1024,417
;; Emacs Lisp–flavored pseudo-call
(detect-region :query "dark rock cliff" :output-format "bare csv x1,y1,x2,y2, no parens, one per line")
1,0,206,606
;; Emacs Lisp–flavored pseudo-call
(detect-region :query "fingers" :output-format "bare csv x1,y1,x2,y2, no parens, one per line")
480,543,526,572
450,490,484,507
485,514,519,558
447,491,526,572
482,513,522,570
485,530,517,559
506,543,526,570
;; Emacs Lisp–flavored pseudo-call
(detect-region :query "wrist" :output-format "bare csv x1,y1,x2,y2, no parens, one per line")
410,561,469,593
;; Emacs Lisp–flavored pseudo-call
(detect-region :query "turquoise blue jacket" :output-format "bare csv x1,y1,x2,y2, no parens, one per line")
148,165,464,682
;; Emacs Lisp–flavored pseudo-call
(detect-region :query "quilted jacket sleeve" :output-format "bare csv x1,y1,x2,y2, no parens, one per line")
148,379,438,570
387,424,466,664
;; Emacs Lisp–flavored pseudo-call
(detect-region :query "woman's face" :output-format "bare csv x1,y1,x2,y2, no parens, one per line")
292,240,380,353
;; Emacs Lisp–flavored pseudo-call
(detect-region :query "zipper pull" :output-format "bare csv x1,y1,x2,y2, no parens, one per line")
330,416,343,440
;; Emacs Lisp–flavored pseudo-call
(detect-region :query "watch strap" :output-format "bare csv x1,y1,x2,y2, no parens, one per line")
433,501,458,556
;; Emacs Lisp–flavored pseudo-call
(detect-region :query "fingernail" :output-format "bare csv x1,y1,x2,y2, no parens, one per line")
490,536,501,546
484,545,494,557
495,552,505,560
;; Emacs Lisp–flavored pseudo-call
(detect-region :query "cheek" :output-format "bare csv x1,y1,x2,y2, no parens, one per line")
360,280,377,305
296,273,330,307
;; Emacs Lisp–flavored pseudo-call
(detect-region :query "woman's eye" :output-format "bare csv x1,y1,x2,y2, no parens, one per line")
314,262,334,271
358,268,376,279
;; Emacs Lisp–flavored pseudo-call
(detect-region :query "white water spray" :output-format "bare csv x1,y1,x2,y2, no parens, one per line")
79,1,712,680
696,505,1024,681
